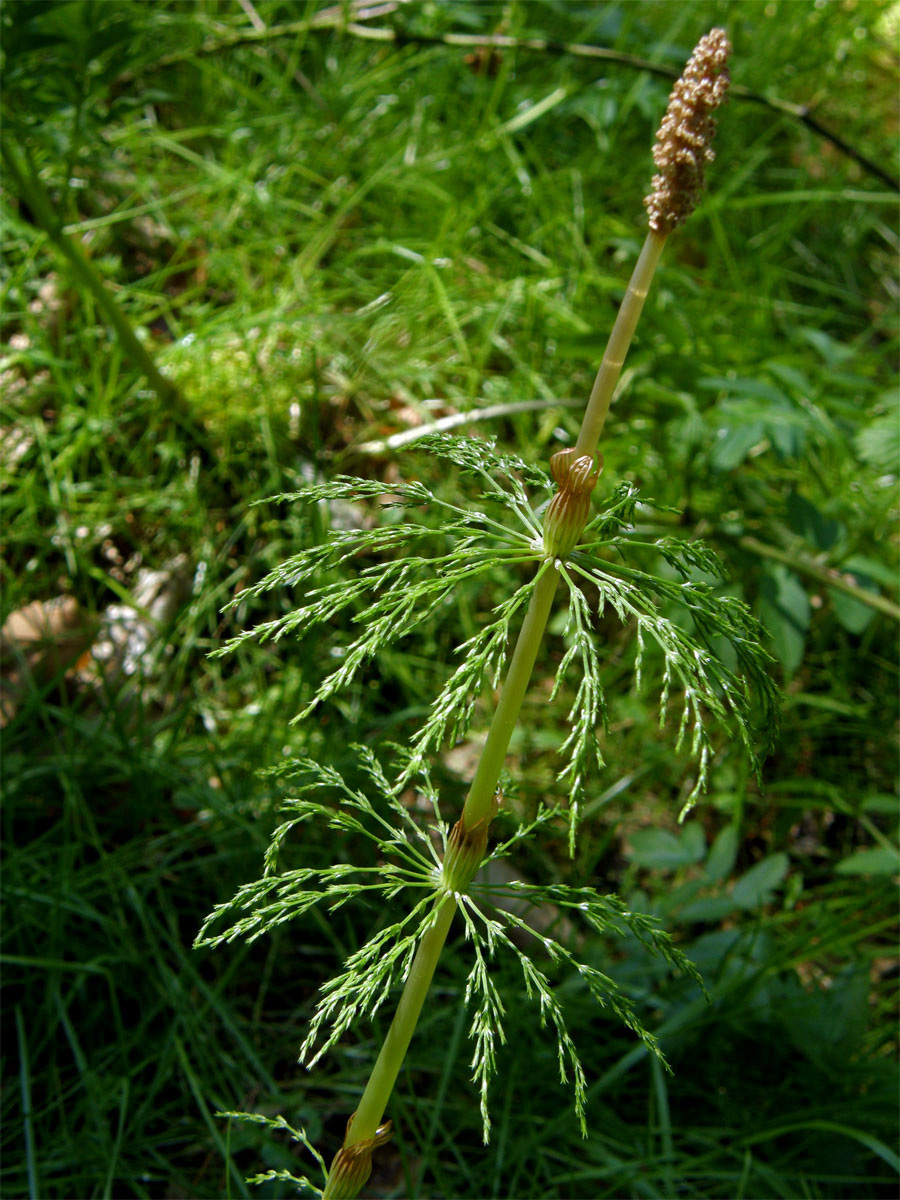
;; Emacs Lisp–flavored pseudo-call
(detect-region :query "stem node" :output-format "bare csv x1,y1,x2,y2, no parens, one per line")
441,795,500,893
323,1115,393,1200
542,448,603,558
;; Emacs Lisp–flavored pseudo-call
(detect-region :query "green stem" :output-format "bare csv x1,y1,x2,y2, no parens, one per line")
333,896,457,1153
461,561,560,829
326,227,671,1195
2,136,179,407
735,534,900,622
329,564,561,1175
574,229,667,461
457,232,672,835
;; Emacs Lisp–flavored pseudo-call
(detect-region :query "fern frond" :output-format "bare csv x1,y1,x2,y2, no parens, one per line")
552,576,608,854
457,902,507,1142
457,873,706,1139
458,894,591,1136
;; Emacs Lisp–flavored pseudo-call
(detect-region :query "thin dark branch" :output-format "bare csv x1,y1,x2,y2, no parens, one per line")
732,534,900,622
112,2,402,85
115,10,897,193
364,25,900,193
729,84,898,193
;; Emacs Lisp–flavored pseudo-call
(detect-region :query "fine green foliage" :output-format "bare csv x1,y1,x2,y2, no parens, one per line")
217,1112,326,1197
197,748,707,1147
195,753,444,1069
221,435,778,853
197,387,780,1166
565,533,779,817
213,435,548,723
456,878,706,1142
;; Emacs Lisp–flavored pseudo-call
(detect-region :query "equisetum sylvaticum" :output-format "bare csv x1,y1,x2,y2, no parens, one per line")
198,29,777,1200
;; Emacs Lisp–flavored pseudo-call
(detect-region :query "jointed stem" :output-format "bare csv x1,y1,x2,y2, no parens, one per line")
574,230,667,460
325,229,670,1196
457,230,669,833
461,561,560,829
333,897,457,1159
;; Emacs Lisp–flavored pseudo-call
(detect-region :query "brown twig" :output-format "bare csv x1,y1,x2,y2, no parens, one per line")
355,25,899,193
734,534,900,623
112,2,402,85
114,11,896,193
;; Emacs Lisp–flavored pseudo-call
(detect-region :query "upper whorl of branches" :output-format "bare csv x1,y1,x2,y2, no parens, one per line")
644,28,732,234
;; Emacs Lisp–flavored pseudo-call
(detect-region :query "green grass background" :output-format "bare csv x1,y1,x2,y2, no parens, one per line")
2,1,898,1197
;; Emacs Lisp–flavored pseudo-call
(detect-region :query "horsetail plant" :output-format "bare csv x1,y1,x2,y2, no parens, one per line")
198,29,777,1199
